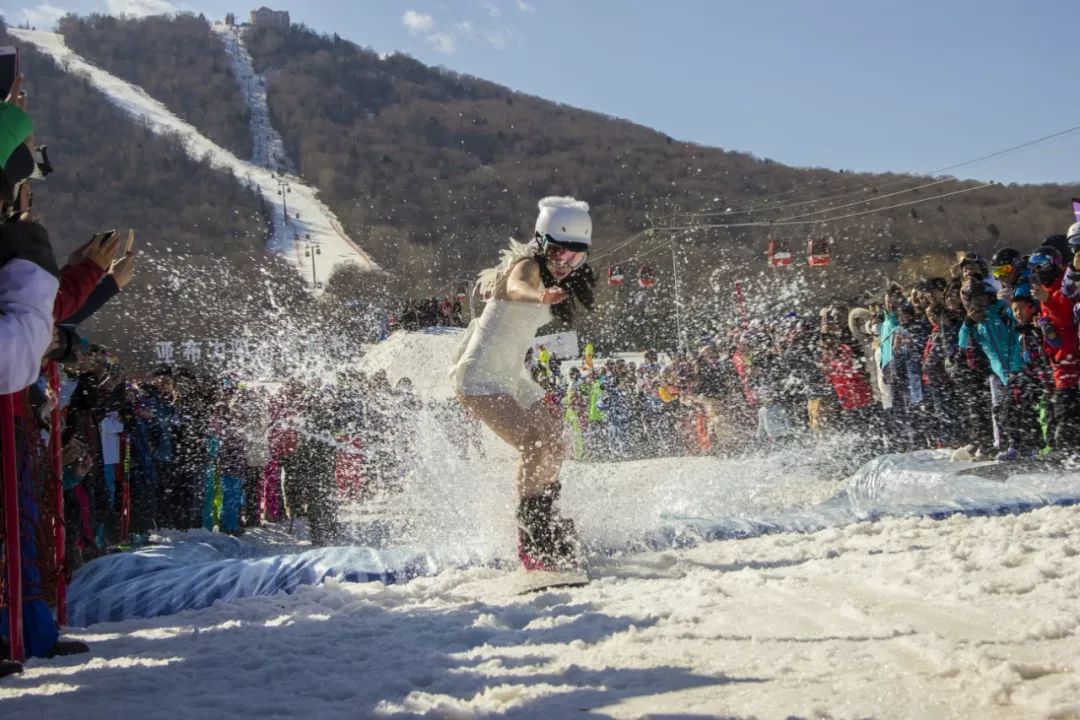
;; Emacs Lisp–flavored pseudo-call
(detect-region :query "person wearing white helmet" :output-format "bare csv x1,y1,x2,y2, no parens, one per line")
450,196,595,575
1068,221,1080,256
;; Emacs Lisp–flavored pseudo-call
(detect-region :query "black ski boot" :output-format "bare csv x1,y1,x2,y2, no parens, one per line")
516,483,582,572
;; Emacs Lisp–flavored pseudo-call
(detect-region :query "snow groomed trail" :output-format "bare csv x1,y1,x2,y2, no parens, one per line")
10,28,376,290
211,23,295,176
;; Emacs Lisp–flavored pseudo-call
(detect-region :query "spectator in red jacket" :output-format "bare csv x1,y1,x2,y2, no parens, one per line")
1029,245,1080,452
819,308,874,433
53,231,122,321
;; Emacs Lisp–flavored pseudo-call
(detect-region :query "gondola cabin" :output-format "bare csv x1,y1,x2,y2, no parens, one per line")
807,237,831,267
638,264,658,289
608,266,625,286
768,240,793,268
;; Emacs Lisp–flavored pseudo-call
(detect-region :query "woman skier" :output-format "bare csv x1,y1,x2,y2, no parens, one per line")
450,196,595,573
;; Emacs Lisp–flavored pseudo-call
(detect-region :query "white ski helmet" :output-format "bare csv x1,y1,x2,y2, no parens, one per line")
1068,221,1080,243
535,196,592,250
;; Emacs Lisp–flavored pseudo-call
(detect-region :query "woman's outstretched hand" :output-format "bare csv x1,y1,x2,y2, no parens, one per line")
539,287,568,304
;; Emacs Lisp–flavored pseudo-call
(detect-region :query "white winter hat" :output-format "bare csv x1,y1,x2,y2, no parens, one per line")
1068,221,1080,243
535,196,592,251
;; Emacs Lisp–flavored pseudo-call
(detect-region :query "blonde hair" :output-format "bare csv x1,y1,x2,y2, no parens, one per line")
475,238,536,299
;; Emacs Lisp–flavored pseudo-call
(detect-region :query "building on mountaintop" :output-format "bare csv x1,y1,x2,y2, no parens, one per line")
250,7,290,29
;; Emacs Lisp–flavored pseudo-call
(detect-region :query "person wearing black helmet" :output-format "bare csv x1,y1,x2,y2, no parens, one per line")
1029,245,1080,453
1041,234,1073,268
990,247,1025,301
996,284,1053,460
951,251,996,285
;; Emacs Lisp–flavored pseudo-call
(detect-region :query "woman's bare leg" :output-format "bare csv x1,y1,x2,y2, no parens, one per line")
457,394,565,497
458,393,579,569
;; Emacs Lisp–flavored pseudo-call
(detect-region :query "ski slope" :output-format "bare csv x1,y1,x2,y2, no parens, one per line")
212,23,294,175
10,28,376,291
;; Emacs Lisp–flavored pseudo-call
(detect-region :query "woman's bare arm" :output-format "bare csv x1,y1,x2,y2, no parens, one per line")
504,259,567,304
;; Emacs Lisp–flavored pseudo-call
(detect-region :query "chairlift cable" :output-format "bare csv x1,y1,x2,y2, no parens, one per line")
597,120,1078,266
659,181,996,231
667,120,1080,219
661,174,937,221
773,177,955,223
603,181,994,268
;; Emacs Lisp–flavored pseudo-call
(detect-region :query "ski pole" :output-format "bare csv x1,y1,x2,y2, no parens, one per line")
1,393,24,663
48,363,66,625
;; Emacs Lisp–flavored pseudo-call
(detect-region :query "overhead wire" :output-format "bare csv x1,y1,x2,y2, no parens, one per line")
661,173,939,220
772,177,955,223
659,120,1080,221
662,181,996,230
595,120,1080,270
598,181,996,269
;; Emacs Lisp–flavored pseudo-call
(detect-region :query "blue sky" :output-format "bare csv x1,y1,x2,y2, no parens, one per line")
4,0,1079,185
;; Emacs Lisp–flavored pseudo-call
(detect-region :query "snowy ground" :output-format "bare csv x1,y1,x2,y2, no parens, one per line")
4,331,1080,717
11,28,376,290
3,507,1079,719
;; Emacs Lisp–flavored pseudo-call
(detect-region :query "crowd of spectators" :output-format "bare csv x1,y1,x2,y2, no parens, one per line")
530,233,1080,469
396,295,467,330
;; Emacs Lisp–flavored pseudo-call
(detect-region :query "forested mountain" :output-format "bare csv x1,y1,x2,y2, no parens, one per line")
59,14,252,160
10,12,1080,351
0,19,306,367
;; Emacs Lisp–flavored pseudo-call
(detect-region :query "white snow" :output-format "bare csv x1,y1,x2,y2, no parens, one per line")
211,23,294,175
5,329,1080,717
10,28,377,291
4,507,1080,718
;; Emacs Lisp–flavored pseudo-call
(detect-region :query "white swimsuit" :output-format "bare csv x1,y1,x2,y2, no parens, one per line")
450,298,551,408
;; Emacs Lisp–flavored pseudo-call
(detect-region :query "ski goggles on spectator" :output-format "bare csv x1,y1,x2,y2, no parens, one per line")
1027,253,1057,271
538,233,588,270
991,263,1014,280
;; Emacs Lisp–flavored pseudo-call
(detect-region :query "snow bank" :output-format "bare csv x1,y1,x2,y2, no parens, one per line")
358,327,463,401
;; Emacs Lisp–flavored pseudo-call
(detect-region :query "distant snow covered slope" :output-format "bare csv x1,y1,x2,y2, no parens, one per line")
212,23,294,174
11,28,376,291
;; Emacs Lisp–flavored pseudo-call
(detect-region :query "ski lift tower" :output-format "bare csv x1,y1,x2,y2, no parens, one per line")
303,237,322,289
275,176,290,222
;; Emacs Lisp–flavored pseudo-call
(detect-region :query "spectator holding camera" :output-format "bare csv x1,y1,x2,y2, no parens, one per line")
0,91,58,393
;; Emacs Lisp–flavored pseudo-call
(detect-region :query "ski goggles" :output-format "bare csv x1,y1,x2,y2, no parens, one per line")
991,263,1014,280
539,234,588,270
1027,253,1057,271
